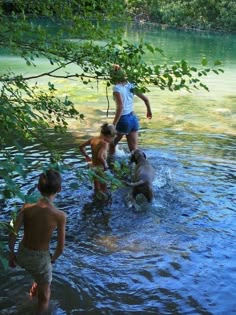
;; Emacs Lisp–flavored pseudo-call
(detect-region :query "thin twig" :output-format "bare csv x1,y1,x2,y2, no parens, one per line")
106,85,110,117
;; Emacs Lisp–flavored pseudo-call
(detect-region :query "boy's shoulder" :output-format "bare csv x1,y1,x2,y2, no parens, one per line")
21,202,36,212
22,202,64,215
53,207,66,224
52,206,66,218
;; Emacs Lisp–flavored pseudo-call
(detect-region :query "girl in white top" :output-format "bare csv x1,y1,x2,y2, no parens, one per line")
110,64,152,154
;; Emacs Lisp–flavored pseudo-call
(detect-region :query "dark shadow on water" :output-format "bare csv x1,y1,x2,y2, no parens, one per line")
80,193,112,232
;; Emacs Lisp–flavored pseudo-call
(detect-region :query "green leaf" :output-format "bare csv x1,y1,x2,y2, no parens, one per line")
214,60,222,66
145,43,155,53
201,57,208,66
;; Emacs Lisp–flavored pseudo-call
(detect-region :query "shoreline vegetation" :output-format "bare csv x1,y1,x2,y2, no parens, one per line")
128,0,236,34
131,19,236,35
2,1,236,33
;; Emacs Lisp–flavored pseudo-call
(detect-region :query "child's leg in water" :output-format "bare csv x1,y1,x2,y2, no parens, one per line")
29,282,38,298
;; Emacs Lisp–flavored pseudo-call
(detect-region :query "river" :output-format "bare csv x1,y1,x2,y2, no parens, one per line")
0,24,236,314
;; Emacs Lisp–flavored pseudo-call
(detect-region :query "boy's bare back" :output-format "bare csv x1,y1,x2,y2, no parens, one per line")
20,199,66,251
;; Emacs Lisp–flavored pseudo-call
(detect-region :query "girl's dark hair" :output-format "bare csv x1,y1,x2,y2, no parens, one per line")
101,123,116,136
38,169,61,195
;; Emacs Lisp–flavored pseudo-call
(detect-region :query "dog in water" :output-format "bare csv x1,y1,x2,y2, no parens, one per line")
126,149,155,203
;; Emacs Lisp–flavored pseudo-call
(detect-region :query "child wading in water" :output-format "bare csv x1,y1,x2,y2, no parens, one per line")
8,169,66,314
79,123,116,193
109,64,152,154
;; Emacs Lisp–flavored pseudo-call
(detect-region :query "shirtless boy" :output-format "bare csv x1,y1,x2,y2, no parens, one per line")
79,123,116,193
8,169,66,314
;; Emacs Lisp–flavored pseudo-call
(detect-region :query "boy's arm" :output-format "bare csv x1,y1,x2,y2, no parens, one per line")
136,93,152,119
79,139,92,162
51,212,66,263
8,208,24,267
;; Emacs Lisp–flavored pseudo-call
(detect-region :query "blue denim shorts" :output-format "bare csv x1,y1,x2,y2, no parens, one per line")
116,112,139,135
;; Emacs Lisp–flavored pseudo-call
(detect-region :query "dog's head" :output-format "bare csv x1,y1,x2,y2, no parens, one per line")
130,149,147,164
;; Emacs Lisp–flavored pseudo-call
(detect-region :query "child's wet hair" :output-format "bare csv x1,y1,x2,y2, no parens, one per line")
101,123,116,137
38,169,61,195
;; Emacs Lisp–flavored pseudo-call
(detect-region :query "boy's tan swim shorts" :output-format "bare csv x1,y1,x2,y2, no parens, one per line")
17,243,52,284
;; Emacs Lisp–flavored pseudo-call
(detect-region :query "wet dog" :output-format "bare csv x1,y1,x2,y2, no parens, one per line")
126,149,155,203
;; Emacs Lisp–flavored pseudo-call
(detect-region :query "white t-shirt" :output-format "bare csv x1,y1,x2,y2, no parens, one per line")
113,82,135,116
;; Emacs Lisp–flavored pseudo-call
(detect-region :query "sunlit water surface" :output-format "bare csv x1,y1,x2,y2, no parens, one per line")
0,24,236,314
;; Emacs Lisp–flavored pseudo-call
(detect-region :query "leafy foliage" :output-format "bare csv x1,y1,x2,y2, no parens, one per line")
127,0,236,32
0,0,223,268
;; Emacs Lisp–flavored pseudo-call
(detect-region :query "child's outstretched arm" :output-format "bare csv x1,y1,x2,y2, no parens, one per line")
136,93,152,119
79,139,92,162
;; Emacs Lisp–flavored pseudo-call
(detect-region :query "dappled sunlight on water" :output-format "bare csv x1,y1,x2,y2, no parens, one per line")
39,65,236,139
